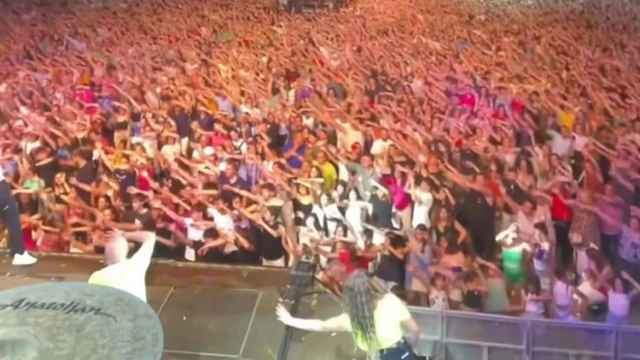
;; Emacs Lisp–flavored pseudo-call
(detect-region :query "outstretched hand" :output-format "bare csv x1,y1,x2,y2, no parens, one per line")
106,228,124,241
275,304,293,325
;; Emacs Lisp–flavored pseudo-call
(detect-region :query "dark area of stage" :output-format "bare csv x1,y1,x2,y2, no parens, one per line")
0,253,365,360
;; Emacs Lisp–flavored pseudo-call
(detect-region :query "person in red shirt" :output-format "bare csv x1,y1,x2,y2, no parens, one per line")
549,181,574,269
315,237,371,296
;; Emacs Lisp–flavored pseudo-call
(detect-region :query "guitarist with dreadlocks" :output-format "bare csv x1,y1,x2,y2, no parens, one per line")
276,270,422,359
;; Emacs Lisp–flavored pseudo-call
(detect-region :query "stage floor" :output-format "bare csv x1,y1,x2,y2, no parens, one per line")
0,253,364,360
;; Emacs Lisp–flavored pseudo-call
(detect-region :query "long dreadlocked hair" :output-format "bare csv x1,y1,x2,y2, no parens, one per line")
342,270,382,360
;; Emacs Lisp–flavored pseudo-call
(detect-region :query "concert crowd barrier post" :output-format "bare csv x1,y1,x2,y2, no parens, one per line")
409,307,640,360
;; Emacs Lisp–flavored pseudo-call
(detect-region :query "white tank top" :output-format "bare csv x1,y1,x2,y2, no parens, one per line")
184,218,205,242
608,292,630,317
553,281,573,309
525,295,545,316
575,248,590,279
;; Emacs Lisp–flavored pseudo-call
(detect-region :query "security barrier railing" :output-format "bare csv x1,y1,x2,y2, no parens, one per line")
409,307,640,360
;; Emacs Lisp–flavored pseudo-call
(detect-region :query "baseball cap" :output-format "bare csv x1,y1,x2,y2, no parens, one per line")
0,282,163,360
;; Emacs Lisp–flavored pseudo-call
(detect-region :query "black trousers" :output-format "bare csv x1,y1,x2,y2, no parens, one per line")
601,232,620,264
380,339,422,360
554,221,572,270
0,181,25,256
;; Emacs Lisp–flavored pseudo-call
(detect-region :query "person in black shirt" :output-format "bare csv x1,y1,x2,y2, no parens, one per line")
447,168,498,261
196,109,215,132
375,232,409,291
266,117,288,154
461,270,486,312
32,147,59,188
458,187,497,261
172,105,191,156
218,162,249,206
113,159,137,204
120,195,156,232
369,188,394,229
71,148,96,205
502,168,528,209
245,208,287,267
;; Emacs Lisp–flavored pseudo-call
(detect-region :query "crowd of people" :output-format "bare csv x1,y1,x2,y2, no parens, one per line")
1,0,640,325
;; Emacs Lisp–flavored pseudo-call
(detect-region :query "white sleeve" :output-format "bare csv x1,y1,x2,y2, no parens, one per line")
285,313,351,332
208,208,226,228
424,193,434,208
130,232,156,272
338,163,350,182
364,202,373,215
369,140,386,156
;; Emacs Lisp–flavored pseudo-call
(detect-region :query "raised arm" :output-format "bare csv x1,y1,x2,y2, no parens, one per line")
156,203,185,226
453,220,468,244
276,305,350,332
64,196,101,218
610,166,635,193
499,183,523,214
69,177,99,196
575,201,621,227
121,231,156,270
622,271,640,298
223,184,263,204
106,219,144,232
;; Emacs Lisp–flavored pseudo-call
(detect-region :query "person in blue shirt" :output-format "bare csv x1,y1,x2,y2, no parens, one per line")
282,131,306,170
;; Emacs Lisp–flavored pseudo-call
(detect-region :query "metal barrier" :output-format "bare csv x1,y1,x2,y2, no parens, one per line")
409,307,640,360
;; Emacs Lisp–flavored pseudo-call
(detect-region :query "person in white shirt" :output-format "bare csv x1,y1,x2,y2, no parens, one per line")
155,202,215,262
0,166,37,266
370,136,392,157
200,205,239,256
207,206,235,233
160,136,180,163
88,230,156,303
336,118,364,152
522,276,550,319
552,268,577,321
607,271,640,326
576,270,608,320
411,179,434,229
547,127,575,159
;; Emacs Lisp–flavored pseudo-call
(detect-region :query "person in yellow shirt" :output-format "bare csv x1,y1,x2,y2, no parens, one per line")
276,270,421,359
313,151,338,193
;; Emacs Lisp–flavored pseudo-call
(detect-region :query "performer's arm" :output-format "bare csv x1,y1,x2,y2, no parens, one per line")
106,220,143,231
123,231,156,271
276,304,351,332
402,317,421,346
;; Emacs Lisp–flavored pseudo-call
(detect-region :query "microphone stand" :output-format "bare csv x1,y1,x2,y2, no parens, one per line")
276,258,317,360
